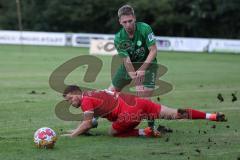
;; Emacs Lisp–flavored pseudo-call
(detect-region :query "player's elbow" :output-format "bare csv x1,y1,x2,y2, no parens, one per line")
149,45,157,55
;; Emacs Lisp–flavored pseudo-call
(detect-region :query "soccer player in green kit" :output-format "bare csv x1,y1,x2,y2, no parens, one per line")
108,4,158,128
109,4,158,97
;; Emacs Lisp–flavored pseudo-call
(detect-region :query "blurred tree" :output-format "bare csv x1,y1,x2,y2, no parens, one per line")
189,0,240,38
0,0,239,38
40,0,126,33
0,0,18,30
21,0,49,31
130,0,174,36
214,0,240,38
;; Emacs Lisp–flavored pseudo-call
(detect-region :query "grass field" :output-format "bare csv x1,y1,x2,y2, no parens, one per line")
0,44,240,160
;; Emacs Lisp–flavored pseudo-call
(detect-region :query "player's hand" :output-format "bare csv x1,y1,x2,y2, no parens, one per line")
136,70,145,84
136,70,145,78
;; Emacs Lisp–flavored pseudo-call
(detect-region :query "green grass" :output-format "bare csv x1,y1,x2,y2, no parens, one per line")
0,44,240,160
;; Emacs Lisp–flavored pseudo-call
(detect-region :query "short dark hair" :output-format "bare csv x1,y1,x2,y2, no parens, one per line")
63,85,82,97
118,4,134,18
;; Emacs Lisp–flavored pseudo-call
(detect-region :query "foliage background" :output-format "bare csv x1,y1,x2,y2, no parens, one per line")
0,0,240,38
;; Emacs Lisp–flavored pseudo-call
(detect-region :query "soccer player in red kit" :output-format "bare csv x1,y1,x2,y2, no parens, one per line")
62,85,227,138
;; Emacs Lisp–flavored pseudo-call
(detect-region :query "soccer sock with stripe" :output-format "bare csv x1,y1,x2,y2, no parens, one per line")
186,109,216,120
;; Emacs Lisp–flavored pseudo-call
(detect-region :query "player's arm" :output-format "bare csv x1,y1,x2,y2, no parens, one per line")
137,44,157,72
137,24,157,76
123,56,137,79
70,112,94,137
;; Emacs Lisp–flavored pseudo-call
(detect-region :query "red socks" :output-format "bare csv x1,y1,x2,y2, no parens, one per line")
186,109,206,119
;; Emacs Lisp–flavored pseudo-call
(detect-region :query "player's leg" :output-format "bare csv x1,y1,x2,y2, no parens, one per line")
108,127,139,137
134,86,156,128
109,106,161,137
108,101,142,137
109,123,161,137
109,120,140,137
159,105,227,121
137,64,158,128
159,105,178,119
141,97,227,122
135,85,154,98
108,65,131,92
177,108,227,121
135,63,157,98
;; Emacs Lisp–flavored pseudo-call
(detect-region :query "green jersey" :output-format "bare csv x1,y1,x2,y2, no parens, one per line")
114,22,156,63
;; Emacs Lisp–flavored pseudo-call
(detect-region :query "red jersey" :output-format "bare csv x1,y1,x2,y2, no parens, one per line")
80,90,161,122
80,90,120,121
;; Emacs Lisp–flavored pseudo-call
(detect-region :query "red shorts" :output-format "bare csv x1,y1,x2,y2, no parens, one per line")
112,98,161,133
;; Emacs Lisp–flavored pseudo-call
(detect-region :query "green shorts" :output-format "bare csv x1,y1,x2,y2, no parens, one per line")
112,63,158,90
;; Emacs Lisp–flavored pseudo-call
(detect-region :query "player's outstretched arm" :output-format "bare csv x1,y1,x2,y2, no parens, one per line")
62,112,94,137
71,120,93,137
71,112,94,137
123,57,137,79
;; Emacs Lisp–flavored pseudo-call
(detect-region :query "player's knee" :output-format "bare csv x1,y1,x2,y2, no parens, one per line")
160,105,178,119
177,108,189,119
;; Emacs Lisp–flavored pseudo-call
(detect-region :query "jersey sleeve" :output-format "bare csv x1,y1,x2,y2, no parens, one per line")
144,24,156,48
81,98,94,114
114,34,129,58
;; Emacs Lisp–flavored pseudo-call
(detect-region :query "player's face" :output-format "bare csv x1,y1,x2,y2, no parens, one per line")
119,15,136,34
65,93,81,108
